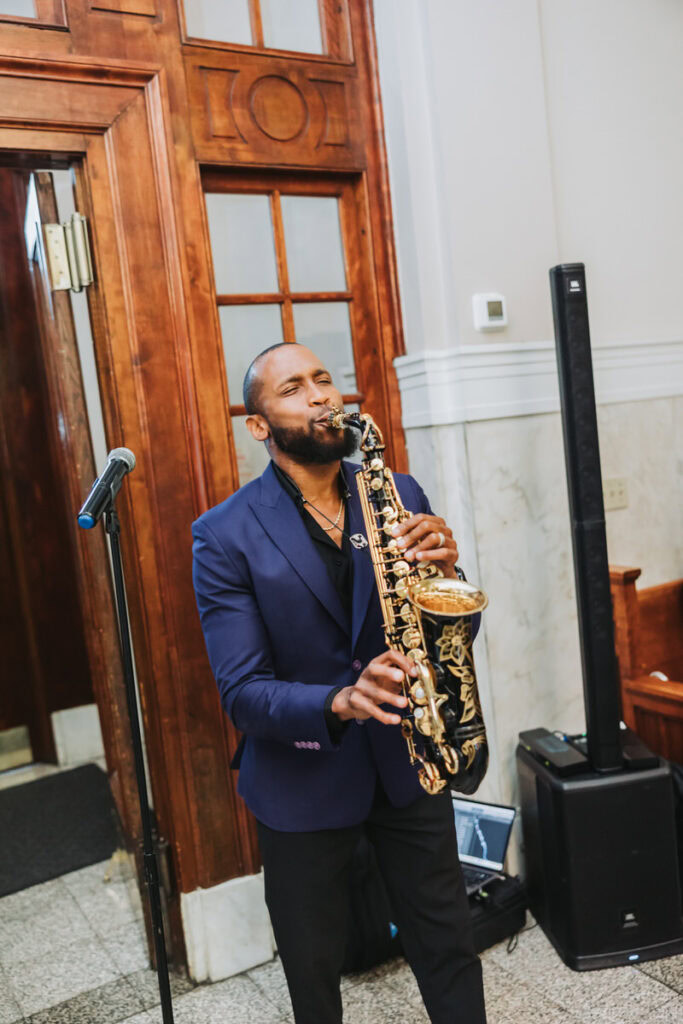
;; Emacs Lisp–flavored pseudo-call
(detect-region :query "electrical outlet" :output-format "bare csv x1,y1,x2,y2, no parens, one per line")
604,477,628,511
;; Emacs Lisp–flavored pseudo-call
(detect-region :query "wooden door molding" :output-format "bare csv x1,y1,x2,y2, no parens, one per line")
185,48,364,169
0,53,253,912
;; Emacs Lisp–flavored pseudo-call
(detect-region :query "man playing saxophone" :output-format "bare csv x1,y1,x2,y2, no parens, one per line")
192,342,487,1024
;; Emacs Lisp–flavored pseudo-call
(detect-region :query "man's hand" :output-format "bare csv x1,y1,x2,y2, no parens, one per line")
391,513,459,578
331,650,417,725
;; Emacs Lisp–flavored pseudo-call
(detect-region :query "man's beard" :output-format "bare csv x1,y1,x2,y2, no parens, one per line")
266,417,358,465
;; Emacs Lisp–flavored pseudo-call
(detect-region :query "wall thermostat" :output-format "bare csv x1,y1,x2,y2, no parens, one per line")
472,292,507,332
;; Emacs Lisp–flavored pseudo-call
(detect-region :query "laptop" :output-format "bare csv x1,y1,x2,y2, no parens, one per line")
452,796,516,896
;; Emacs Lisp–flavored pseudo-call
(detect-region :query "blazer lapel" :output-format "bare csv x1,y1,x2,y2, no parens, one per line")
250,463,349,636
344,462,379,651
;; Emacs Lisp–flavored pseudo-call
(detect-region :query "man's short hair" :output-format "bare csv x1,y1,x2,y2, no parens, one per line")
242,342,291,415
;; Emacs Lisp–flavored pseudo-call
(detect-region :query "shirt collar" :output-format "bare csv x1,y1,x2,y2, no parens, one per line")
271,460,351,507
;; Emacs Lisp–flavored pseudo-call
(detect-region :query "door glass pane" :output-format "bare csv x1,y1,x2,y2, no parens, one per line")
231,414,271,487
293,303,356,393
183,0,252,45
260,0,323,54
219,304,284,402
281,196,346,293
0,1,36,16
206,193,278,294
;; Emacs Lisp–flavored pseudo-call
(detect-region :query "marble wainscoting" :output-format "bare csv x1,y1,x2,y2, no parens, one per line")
460,395,683,812
464,412,585,818
597,395,683,586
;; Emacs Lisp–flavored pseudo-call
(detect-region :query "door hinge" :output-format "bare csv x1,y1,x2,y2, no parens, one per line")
43,213,94,293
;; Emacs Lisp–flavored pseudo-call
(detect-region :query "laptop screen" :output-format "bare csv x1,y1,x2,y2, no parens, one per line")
452,797,516,871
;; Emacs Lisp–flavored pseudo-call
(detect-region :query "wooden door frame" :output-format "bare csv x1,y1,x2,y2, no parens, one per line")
0,53,257,964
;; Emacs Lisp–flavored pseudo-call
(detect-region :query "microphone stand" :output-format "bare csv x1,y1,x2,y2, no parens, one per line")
104,503,174,1023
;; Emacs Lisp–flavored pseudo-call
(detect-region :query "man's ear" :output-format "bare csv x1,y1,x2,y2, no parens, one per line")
246,413,270,442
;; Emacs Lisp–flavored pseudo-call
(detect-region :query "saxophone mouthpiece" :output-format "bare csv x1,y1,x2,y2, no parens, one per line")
327,407,363,431
327,407,347,430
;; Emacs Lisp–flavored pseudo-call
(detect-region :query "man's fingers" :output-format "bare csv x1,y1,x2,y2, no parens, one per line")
349,692,402,725
414,546,458,563
391,512,435,535
376,649,418,677
392,515,448,546
412,535,459,561
357,677,407,708
369,665,407,686
409,531,454,557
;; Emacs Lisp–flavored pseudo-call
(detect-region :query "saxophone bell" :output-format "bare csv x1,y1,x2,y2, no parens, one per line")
409,578,489,795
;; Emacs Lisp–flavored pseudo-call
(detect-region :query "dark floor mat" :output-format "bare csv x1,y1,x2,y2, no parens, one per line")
0,763,123,896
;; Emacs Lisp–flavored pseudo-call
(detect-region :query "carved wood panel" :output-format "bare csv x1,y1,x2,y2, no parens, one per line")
187,49,364,168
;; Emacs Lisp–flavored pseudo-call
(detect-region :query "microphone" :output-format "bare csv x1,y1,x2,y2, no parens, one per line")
77,447,136,529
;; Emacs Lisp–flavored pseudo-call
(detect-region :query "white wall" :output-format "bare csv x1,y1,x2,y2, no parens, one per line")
539,0,683,343
374,0,683,864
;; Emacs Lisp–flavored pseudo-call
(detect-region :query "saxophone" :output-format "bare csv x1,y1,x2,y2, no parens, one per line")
329,408,489,796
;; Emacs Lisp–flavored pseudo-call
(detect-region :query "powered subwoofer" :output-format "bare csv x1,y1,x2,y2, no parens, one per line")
517,746,683,969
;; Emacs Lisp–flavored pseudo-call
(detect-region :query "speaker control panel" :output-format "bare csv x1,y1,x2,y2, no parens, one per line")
518,727,588,777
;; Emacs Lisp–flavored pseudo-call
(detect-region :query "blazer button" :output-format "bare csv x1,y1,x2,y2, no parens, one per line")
352,659,362,671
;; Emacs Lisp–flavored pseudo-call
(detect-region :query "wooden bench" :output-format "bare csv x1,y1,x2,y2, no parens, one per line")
609,566,683,762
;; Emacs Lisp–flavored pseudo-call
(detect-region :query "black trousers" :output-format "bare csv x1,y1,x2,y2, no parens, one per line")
256,783,486,1024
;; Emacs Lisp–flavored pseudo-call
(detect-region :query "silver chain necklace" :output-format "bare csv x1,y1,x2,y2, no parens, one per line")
303,495,344,532
301,496,368,550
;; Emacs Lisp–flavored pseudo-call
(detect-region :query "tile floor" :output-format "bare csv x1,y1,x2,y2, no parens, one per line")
1,763,681,1023
1,851,681,1024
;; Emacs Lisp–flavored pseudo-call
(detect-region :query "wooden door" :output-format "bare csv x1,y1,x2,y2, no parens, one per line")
202,169,398,485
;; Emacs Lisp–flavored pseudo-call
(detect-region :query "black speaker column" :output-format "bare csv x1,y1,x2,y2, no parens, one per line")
549,263,621,771
516,263,683,970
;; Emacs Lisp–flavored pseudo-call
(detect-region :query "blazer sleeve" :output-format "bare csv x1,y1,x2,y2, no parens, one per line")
192,517,342,751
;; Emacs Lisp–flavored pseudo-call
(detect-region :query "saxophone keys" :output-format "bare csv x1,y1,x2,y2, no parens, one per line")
394,560,410,576
407,647,426,661
386,538,398,550
399,602,412,622
395,578,409,599
370,457,384,471
410,681,427,704
402,626,422,649
370,477,384,491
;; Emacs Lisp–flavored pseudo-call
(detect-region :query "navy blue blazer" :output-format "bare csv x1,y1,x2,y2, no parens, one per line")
191,459,436,831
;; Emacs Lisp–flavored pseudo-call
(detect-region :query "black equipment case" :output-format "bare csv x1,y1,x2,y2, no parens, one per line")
342,836,527,972
469,875,528,954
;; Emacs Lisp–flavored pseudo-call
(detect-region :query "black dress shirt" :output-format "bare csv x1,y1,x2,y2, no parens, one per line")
272,462,352,742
